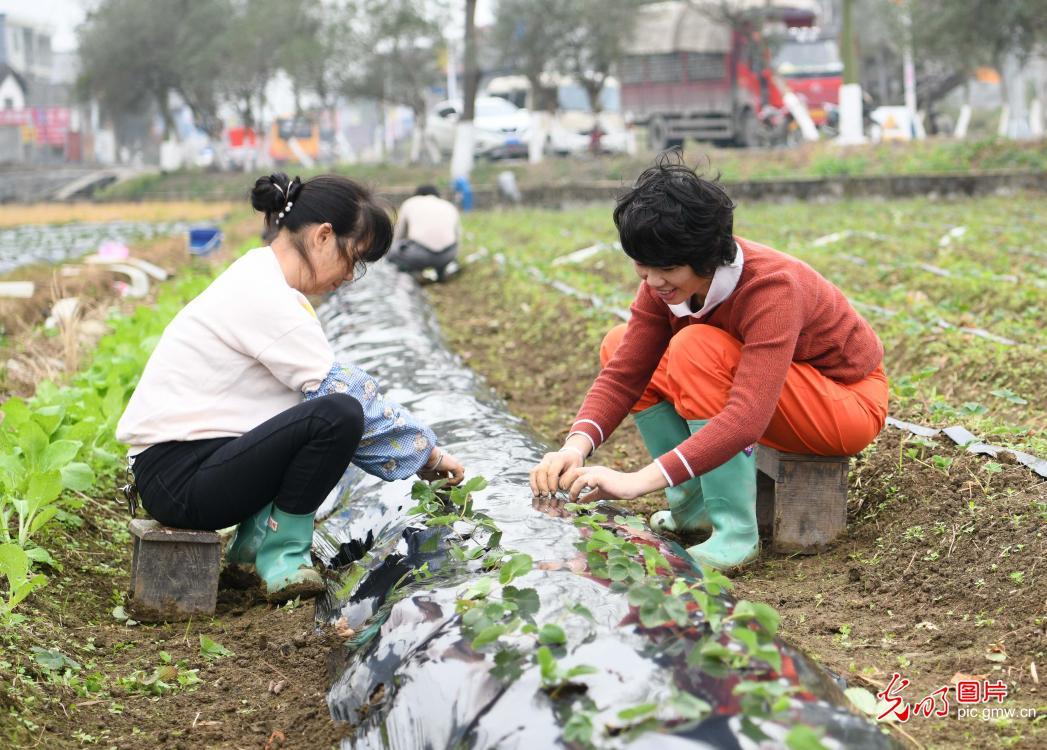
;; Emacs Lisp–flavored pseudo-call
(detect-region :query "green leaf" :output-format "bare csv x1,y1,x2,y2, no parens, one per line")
26,471,64,508
41,440,81,472
617,703,658,721
28,507,60,537
461,576,494,601
627,582,664,608
199,635,233,659
0,397,31,430
562,710,594,743
568,603,595,622
535,646,557,682
491,647,525,683
460,475,488,495
0,543,30,585
31,646,81,673
670,690,711,721
564,664,599,680
785,725,829,750
32,405,66,436
502,586,540,620
990,388,1028,405
101,385,126,420
537,623,566,646
844,687,879,716
0,453,25,490
498,553,533,585
471,624,507,649
18,419,49,465
60,462,96,492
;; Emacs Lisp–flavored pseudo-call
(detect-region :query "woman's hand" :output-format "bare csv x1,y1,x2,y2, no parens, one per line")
561,463,669,503
529,448,584,497
417,447,465,486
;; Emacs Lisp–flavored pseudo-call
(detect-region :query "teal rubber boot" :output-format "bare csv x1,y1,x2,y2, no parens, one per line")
684,419,759,572
633,403,710,534
225,502,273,569
254,508,324,601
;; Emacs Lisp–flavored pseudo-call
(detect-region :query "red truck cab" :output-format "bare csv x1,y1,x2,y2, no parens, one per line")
620,0,834,149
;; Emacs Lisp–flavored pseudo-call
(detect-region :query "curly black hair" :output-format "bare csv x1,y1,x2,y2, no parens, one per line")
613,151,737,277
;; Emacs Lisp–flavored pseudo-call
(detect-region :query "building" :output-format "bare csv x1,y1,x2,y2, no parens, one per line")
0,13,78,162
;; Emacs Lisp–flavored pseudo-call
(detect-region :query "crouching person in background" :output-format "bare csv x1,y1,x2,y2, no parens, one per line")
388,185,461,282
117,172,464,602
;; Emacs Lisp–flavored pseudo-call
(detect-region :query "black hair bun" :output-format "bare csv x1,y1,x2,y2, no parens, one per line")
250,172,293,215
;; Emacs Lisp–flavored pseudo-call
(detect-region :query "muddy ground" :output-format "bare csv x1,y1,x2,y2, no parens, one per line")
426,260,1046,750
6,506,349,750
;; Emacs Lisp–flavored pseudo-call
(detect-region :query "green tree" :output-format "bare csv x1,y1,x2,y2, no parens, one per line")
492,0,576,111
214,0,309,129
562,0,640,114
276,0,348,113
909,0,1046,73
339,0,448,161
77,0,231,138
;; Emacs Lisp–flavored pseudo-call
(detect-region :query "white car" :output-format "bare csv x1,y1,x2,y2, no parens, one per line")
546,113,630,156
425,96,531,160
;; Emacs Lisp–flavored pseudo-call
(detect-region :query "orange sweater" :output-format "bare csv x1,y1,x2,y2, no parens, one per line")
571,237,884,486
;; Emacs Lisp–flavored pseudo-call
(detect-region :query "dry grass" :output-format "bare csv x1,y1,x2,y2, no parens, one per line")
0,213,260,398
0,201,236,228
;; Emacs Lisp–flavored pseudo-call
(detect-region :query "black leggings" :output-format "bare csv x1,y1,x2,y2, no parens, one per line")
131,394,365,530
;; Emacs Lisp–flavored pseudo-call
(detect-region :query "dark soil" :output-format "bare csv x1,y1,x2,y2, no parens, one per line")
426,259,1047,750
1,503,349,749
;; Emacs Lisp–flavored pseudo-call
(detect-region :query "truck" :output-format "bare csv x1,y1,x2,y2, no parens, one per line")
619,0,841,149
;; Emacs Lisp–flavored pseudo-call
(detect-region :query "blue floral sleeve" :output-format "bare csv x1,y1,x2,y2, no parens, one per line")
304,362,437,481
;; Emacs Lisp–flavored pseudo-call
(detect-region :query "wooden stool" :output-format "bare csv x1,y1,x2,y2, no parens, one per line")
128,519,221,621
755,446,851,554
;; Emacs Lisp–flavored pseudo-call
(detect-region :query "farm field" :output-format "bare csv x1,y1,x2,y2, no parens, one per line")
0,189,1042,750
425,193,1047,750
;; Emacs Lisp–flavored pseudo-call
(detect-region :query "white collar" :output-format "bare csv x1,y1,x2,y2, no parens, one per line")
667,242,744,319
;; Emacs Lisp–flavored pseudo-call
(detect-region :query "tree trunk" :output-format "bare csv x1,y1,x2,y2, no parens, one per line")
581,77,604,115
155,92,177,142
451,0,478,181
409,105,425,163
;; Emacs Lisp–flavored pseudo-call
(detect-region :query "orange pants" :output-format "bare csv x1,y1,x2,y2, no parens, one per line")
601,323,889,456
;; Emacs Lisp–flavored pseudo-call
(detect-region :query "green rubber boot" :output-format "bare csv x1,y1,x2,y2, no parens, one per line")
225,502,273,569
633,403,710,534
254,508,324,601
684,419,759,573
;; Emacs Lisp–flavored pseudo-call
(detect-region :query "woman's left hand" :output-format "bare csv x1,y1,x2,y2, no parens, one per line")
417,448,466,486
561,465,654,503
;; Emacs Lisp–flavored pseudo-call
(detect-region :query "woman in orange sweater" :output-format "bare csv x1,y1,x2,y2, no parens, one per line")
530,155,888,571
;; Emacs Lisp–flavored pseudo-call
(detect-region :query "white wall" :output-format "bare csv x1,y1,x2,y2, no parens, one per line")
0,72,24,109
